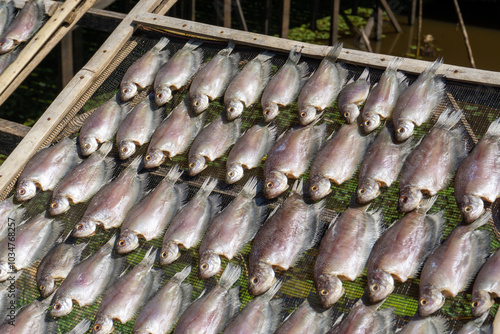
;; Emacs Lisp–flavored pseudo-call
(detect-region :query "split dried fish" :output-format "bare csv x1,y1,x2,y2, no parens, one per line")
0,48,17,74
314,207,381,308
249,180,323,296
0,298,56,334
199,177,266,279
189,41,239,114
471,248,500,317
298,42,347,125
392,58,445,142
67,319,91,334
224,50,274,120
50,235,125,317
116,165,187,254
226,123,276,184
173,263,241,334
275,299,333,334
398,316,448,334
0,0,14,37
120,37,170,101
160,177,221,265
0,196,24,240
50,142,114,216
154,39,203,106
16,137,80,201
338,67,370,124
398,109,466,212
188,114,241,176
261,46,308,122
264,121,326,199
143,97,205,168
418,212,491,316
456,312,491,334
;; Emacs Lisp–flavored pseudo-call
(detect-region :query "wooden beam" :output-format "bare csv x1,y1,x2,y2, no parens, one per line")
61,29,74,87
379,0,402,33
0,119,30,156
329,0,340,44
375,5,383,41
79,8,126,32
281,0,290,38
265,0,271,35
234,0,247,31
409,0,417,25
224,0,231,28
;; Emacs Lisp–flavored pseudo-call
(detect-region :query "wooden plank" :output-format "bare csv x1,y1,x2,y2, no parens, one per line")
224,0,231,28
379,0,402,33
375,5,383,41
134,13,500,87
61,29,74,87
0,119,30,156
13,0,59,15
281,0,290,38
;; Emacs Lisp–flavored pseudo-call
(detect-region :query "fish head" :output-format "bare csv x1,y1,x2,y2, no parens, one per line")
315,274,344,308
72,218,97,238
188,155,207,176
226,163,244,184
155,87,172,106
264,171,288,199
460,194,484,224
199,252,221,279
357,178,380,204
15,180,37,201
0,38,14,54
309,176,332,201
50,295,73,317
49,196,70,216
342,104,360,124
263,103,279,122
362,112,381,133
366,270,395,303
398,187,422,213
471,290,493,317
118,141,136,160
0,261,11,281
38,277,56,298
225,100,244,120
92,315,114,334
394,120,415,142
115,229,139,254
418,286,445,316
160,241,180,266
248,262,276,296
299,106,317,126
191,93,209,114
120,82,138,102
143,149,165,169
79,135,99,156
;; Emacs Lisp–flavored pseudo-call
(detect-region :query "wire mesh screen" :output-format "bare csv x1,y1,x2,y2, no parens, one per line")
5,26,500,333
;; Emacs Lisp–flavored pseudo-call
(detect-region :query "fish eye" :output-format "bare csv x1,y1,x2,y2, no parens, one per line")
358,188,366,195
228,107,234,113
228,171,234,177
94,324,102,331
75,224,83,231
344,112,349,118
251,276,259,284
121,147,128,153
53,303,62,310
200,263,209,270
320,289,329,296
472,301,479,308
156,93,163,99
264,109,270,116
400,196,408,204
161,251,167,258
18,188,26,195
311,185,319,192
300,111,307,118
189,162,196,168
364,120,371,127
464,206,472,213
397,127,405,134
371,284,379,291
50,202,58,209
118,240,126,247
40,285,45,291
84,143,91,149
266,182,274,189
145,155,152,161
420,298,428,306
122,88,129,94
194,101,200,107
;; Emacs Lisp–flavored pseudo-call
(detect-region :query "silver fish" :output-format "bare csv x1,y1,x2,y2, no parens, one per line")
120,37,170,101
199,177,266,279
309,122,373,201
226,123,276,184
91,249,162,334
144,97,205,168
173,263,241,334
0,48,17,75
79,94,123,156
16,137,81,201
116,165,187,254
224,50,274,120
50,235,125,317
189,41,240,114
67,319,91,334
366,197,443,303
72,156,147,238
160,177,221,265
0,196,24,240
357,123,412,204
361,57,407,133
314,207,381,308
456,312,491,334
398,316,448,334
275,299,333,334
50,142,114,216
0,298,56,334
399,109,466,212
36,237,87,298
0,0,14,37
297,42,347,126
188,114,242,176
223,281,282,334
418,213,491,316
393,58,445,142
338,67,370,124
116,94,163,160
249,180,323,296
154,39,203,106
0,213,63,282
471,249,500,317
133,265,192,334
261,46,308,122
264,121,326,199
455,117,500,223
0,0,44,54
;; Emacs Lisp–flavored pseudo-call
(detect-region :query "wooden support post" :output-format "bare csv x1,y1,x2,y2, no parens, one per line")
379,0,402,33
311,0,319,30
224,0,231,28
375,4,383,40
265,0,271,35
453,0,476,68
416,0,422,57
234,0,247,31
191,0,195,21
329,0,340,45
409,0,417,25
60,29,74,87
282,0,290,38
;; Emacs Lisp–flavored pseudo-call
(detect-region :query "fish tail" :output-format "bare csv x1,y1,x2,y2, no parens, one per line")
256,50,275,62
199,177,218,196
153,37,170,51
316,303,335,331
263,280,282,301
418,195,438,213
464,229,491,290
386,57,404,72
486,117,500,137
377,307,395,330
165,164,183,183
291,179,304,195
140,247,157,269
358,67,370,82
180,282,193,314
128,155,143,172
218,40,236,56
209,194,222,218
435,108,462,130
325,42,343,63
97,142,113,158
288,45,302,65
172,265,192,284
227,286,241,319
426,316,449,333
241,176,259,198
70,319,91,334
425,210,445,250
470,211,492,229
426,57,444,74
182,39,203,51
219,263,241,290
336,63,349,87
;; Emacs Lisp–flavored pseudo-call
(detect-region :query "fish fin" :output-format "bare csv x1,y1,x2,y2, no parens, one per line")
225,286,241,325
464,229,491,290
182,39,203,51
240,176,259,198
179,282,194,315
230,117,243,145
358,67,370,81
425,211,445,250
325,42,343,63
375,307,395,331
268,299,284,331
73,241,88,260
219,263,241,290
287,45,302,65
38,219,65,260
263,280,282,301
266,204,280,219
300,200,325,253
191,47,205,74
387,57,404,71
198,177,218,197
470,211,492,229
172,265,192,284
315,304,335,331
426,57,444,75
417,196,438,213
291,179,304,195
218,40,236,57
311,122,328,153
153,37,170,51
297,61,310,86
264,124,278,153
97,142,113,157
230,52,241,75
68,319,91,334
174,182,189,207
258,51,275,90
435,108,462,130
165,164,184,183
150,268,165,298
256,50,275,62
485,117,500,137
128,155,143,173
398,74,409,91
139,247,157,269
336,63,349,88
44,321,59,334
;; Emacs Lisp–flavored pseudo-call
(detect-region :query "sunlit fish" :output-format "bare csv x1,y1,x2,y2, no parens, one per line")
471,248,500,317
338,67,370,124
0,48,17,75
67,319,91,334
456,312,491,334
275,298,333,334
0,0,14,37
0,195,24,240
0,298,56,333
398,315,448,334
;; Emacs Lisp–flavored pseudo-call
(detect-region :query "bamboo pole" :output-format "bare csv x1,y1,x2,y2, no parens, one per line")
416,0,422,58
453,0,476,68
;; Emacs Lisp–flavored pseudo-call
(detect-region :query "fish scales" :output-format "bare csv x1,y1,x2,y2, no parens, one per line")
471,248,500,317
0,298,56,334
274,299,333,334
398,316,448,334
0,0,14,37
339,67,371,124
314,207,381,308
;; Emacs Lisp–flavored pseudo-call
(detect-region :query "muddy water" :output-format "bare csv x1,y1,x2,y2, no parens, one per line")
340,15,500,72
